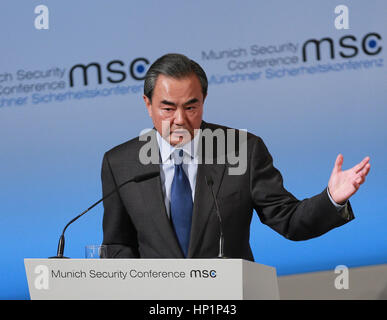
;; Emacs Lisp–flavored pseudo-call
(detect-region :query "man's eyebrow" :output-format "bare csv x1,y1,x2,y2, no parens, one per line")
161,100,177,107
161,98,199,107
183,98,199,106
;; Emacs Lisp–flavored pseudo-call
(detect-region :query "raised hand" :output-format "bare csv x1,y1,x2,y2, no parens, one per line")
328,154,371,204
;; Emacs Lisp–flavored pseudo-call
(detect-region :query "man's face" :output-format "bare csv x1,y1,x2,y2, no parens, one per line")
143,73,205,146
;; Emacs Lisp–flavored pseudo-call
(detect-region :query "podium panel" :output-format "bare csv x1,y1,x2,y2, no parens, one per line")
24,258,279,300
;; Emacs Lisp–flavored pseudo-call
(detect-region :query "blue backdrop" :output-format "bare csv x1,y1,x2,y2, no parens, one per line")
0,0,386,299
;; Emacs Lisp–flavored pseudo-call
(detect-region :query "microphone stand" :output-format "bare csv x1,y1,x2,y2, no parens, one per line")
205,176,226,259
49,171,159,259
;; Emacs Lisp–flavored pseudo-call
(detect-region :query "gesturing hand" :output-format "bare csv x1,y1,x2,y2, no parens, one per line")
328,154,371,205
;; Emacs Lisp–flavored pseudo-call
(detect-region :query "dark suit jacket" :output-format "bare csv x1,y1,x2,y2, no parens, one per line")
101,121,354,260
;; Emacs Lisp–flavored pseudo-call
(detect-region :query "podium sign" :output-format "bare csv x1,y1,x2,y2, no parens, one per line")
25,258,279,300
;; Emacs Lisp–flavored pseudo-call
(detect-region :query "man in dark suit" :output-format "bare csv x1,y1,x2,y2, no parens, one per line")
101,53,370,260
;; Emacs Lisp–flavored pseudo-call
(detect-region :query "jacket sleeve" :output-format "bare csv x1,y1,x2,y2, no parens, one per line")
249,136,354,241
101,152,140,257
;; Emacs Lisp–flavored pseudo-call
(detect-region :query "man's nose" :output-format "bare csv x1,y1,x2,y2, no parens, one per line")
173,108,186,125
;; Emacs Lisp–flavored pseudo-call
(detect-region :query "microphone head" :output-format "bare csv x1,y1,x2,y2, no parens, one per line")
205,175,214,186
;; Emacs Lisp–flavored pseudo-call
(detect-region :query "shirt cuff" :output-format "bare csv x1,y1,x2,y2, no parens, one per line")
326,187,351,220
326,187,347,210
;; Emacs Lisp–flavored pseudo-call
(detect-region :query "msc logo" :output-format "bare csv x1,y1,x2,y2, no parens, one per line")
34,265,49,290
69,57,150,87
302,32,382,62
190,269,217,278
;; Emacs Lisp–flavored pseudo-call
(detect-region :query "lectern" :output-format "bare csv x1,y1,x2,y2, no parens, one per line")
24,258,279,300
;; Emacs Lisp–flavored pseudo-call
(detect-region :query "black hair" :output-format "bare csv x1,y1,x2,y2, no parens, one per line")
143,53,208,102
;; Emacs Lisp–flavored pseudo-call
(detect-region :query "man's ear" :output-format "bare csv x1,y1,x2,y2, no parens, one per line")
143,94,152,117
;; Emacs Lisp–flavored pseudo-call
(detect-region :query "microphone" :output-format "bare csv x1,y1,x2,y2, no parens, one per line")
49,171,160,259
205,176,226,259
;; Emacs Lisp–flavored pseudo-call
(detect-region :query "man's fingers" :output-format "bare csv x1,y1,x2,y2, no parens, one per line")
360,163,371,177
354,156,370,173
353,180,361,189
334,154,343,173
354,163,370,185
355,175,364,185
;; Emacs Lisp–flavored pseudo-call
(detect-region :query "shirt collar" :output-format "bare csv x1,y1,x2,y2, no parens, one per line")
156,129,201,164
